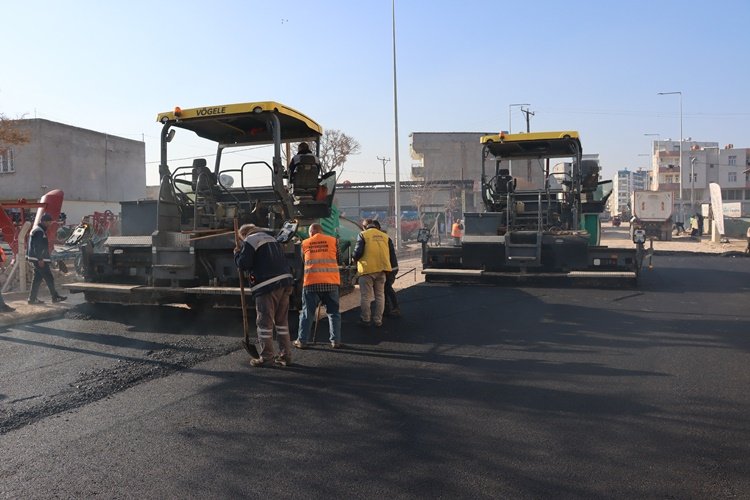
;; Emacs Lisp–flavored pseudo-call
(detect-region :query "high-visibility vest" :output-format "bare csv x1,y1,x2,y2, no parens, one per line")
451,222,464,238
302,233,340,287
356,228,392,275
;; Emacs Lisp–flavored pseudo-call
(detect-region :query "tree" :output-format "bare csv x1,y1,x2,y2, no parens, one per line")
0,113,29,146
317,129,360,179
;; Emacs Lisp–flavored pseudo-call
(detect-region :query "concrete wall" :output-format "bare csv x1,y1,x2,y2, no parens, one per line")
0,119,145,211
410,132,488,213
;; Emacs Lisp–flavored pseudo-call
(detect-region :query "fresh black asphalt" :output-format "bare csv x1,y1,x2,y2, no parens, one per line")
1,254,749,498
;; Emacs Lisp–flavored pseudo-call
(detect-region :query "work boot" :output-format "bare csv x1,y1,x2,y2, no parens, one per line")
52,295,67,303
249,357,269,367
0,304,15,313
273,354,291,367
28,299,44,305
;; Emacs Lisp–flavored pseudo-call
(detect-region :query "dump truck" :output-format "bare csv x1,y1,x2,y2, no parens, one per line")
65,101,356,309
420,131,644,285
630,190,673,241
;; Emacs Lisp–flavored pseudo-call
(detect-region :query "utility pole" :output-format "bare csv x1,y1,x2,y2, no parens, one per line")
508,103,529,133
521,106,534,133
377,156,390,184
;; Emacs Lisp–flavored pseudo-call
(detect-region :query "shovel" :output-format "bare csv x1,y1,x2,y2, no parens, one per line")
235,219,259,359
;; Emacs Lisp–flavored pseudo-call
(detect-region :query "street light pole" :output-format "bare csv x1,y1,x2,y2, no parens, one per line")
508,103,530,133
391,0,402,250
657,91,683,205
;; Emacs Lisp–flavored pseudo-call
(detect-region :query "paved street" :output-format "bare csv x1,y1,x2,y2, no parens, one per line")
1,253,749,498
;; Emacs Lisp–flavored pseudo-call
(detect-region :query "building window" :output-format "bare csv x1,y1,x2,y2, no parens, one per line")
728,155,736,166
0,147,15,173
728,171,737,183
691,173,698,182
722,189,742,200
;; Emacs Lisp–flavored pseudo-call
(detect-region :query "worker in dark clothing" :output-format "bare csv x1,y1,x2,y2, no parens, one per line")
234,224,295,367
287,142,320,179
0,245,14,312
27,213,66,305
371,220,400,317
0,294,13,313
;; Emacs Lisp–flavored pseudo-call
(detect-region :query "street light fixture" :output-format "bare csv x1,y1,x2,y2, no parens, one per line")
508,103,530,133
657,91,683,203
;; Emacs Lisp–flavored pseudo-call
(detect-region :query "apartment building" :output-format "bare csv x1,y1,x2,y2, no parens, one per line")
649,139,749,216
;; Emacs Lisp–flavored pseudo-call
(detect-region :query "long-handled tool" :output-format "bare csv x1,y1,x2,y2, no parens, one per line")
235,219,259,359
311,303,322,345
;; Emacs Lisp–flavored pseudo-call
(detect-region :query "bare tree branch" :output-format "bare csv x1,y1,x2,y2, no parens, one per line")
318,129,360,177
0,114,29,146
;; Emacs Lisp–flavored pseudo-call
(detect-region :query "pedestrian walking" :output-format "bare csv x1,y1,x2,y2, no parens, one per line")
27,213,66,305
234,224,295,367
0,245,13,313
353,219,392,327
293,223,343,350
673,212,685,235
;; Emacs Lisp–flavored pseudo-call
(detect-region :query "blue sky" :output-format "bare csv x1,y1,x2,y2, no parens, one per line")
3,0,749,185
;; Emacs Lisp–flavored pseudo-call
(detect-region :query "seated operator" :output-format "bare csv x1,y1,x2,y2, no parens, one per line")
288,142,320,180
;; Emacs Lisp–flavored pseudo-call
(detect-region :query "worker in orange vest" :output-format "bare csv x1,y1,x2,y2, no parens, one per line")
451,219,464,246
293,222,342,349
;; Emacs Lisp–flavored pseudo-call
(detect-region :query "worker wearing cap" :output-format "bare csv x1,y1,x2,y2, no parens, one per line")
234,223,294,367
27,213,66,305
353,218,392,327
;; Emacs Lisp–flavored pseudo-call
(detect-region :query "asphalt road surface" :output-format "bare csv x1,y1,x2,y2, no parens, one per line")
1,254,749,499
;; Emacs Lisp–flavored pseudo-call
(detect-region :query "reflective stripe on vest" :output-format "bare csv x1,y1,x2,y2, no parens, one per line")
302,234,340,287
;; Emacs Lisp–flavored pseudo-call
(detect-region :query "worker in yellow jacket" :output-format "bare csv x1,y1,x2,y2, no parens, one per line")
353,218,392,327
293,223,342,349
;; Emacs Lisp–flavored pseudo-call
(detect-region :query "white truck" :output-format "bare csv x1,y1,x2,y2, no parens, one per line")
631,190,674,241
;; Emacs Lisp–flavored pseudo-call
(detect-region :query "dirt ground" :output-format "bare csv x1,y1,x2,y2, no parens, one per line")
600,222,748,255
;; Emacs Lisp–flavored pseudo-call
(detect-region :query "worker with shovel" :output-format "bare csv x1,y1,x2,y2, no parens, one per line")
234,224,295,367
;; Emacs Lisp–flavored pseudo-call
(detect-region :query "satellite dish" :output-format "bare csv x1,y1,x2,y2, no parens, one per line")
219,174,234,187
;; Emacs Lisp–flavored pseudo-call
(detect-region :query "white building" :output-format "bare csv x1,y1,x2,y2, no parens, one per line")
649,139,749,216
1,119,145,223
610,168,649,217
